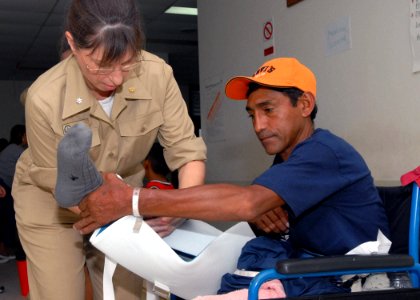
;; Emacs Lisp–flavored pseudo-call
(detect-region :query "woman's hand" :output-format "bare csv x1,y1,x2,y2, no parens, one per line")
145,217,185,237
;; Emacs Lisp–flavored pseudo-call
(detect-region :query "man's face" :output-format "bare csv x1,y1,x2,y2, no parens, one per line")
246,88,309,159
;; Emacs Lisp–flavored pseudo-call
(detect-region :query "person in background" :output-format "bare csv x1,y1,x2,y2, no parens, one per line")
142,142,177,239
143,143,175,191
74,57,390,298
0,125,28,297
0,134,10,259
12,0,206,299
0,178,9,264
0,185,5,198
0,138,8,153
142,142,180,298
0,124,27,263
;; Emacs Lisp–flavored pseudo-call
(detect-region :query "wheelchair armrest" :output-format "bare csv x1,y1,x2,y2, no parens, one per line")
276,254,414,274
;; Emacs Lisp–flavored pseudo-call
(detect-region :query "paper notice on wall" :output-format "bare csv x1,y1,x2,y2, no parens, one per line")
325,16,352,57
410,0,420,72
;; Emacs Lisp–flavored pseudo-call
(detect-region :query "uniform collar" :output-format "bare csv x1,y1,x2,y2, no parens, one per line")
119,51,153,101
62,58,95,120
123,54,153,101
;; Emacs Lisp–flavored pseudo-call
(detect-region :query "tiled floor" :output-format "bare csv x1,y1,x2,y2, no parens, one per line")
0,259,27,299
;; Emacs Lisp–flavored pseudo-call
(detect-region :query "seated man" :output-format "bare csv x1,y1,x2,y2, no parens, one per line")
66,57,390,297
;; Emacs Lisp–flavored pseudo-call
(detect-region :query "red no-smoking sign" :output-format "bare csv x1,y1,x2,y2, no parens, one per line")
263,21,273,40
263,19,275,57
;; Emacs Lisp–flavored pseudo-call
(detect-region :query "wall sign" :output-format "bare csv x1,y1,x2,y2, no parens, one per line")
263,18,275,57
263,21,273,41
410,0,420,72
287,0,304,7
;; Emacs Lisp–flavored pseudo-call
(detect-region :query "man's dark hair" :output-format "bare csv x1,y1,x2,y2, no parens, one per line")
247,83,318,120
145,143,170,178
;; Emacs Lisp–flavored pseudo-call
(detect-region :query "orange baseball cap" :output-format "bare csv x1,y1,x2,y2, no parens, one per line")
225,57,316,100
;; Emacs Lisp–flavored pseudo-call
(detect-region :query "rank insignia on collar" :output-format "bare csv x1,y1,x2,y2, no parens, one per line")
63,124,72,134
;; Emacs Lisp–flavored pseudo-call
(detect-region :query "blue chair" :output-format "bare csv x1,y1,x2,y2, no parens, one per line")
248,182,420,300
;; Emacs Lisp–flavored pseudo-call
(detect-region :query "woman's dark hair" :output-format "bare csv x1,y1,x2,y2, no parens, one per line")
65,0,144,65
247,83,318,120
9,124,26,145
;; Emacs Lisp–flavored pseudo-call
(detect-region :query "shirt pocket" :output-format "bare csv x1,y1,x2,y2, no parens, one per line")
119,110,164,137
118,110,164,166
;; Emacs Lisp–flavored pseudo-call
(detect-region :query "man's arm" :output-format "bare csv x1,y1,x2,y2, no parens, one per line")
180,161,289,234
145,160,205,237
74,172,284,234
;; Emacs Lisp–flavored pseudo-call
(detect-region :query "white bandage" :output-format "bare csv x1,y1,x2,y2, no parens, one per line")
132,187,141,218
90,217,256,299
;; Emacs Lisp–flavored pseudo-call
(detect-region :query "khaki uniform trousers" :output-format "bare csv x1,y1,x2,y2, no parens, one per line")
14,182,143,300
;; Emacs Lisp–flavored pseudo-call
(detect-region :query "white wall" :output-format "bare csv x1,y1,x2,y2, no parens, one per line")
198,0,420,185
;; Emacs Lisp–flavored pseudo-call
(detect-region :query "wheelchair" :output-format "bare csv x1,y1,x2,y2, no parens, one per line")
248,181,420,299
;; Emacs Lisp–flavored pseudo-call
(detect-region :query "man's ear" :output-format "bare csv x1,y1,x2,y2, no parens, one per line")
142,159,150,169
298,92,316,118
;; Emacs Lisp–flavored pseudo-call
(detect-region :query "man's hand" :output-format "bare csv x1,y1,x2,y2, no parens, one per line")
145,217,185,237
74,173,132,234
67,206,81,215
250,206,289,234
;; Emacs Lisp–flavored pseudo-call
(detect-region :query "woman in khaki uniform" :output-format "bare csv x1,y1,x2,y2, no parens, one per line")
12,0,206,299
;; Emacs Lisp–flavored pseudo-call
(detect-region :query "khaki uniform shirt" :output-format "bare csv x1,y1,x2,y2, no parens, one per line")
14,50,206,221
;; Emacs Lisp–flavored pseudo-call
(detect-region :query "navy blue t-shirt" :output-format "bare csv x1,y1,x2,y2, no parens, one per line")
253,128,389,255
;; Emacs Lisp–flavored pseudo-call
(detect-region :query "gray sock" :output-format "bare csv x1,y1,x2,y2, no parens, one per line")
55,123,103,207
